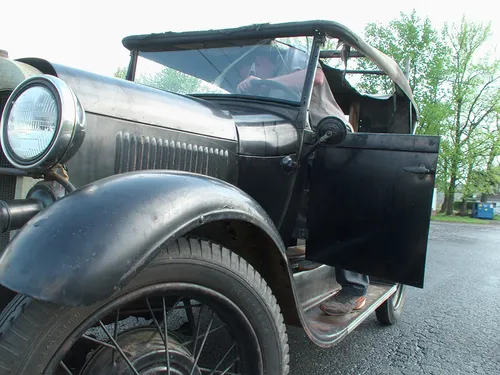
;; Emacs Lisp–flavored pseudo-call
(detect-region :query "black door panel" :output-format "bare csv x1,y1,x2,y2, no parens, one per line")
306,133,440,288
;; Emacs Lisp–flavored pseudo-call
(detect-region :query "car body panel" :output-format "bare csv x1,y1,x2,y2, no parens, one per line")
306,133,440,287
64,113,239,189
233,113,299,156
17,58,238,142
0,170,290,306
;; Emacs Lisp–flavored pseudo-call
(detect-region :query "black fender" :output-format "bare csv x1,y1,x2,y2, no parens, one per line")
0,171,296,311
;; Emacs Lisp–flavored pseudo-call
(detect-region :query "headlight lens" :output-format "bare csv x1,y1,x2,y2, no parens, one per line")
7,86,58,160
0,74,85,172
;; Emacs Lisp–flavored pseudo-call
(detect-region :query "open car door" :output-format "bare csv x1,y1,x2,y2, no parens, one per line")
306,133,440,288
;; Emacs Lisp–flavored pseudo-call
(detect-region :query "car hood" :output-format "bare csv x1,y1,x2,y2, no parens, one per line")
15,58,238,142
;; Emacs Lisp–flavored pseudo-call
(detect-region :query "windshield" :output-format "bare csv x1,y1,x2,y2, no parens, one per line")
134,37,313,103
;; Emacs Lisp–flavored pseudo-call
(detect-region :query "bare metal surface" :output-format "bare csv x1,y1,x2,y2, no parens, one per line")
303,284,395,340
290,261,398,348
234,114,298,156
293,265,341,312
0,58,41,91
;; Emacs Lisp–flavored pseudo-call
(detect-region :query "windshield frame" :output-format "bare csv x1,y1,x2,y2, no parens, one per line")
126,32,324,131
123,20,419,123
129,36,318,108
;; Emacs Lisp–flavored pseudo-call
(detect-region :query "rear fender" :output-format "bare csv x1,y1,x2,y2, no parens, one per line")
0,171,297,322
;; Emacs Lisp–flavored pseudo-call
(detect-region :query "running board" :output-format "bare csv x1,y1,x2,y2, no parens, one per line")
291,265,397,347
293,265,341,311
304,283,397,342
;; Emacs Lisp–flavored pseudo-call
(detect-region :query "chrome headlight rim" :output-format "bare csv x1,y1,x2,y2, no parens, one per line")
0,74,85,173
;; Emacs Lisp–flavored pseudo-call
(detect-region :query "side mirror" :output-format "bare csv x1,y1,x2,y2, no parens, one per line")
316,116,351,146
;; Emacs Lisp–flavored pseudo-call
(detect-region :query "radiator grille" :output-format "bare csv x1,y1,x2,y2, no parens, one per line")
115,132,229,179
0,91,16,252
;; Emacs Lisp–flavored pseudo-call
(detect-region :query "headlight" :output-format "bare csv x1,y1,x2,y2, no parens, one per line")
0,74,85,172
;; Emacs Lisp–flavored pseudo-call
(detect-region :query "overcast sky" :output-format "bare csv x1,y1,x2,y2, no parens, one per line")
1,0,498,77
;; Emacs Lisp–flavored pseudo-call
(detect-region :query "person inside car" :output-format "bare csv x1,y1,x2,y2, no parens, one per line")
236,44,369,315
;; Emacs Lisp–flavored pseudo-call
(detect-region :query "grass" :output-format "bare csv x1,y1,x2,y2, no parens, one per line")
431,213,498,224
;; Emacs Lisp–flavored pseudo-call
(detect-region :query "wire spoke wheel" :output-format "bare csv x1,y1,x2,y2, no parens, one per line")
0,239,288,375
46,283,260,375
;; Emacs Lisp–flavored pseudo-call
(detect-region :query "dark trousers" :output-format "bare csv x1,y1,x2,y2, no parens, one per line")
336,269,369,296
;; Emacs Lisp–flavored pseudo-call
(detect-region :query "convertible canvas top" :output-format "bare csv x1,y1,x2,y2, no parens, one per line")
122,20,418,118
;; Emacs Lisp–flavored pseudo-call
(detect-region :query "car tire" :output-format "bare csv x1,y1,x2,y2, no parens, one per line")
375,284,406,325
0,237,289,374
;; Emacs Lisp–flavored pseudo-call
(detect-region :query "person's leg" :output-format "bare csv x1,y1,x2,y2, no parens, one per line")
336,269,369,296
319,269,369,316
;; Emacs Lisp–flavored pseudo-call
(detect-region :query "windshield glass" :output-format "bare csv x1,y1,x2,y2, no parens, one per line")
134,37,313,103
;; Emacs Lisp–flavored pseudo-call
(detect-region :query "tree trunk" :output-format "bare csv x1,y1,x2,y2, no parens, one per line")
480,120,498,204
459,199,468,216
440,195,448,213
445,193,455,215
445,174,457,215
446,87,462,216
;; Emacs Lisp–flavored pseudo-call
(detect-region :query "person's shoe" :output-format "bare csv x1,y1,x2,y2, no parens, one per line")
319,291,367,316
296,259,322,271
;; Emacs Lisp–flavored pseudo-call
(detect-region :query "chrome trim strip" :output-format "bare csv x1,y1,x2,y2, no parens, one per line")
347,284,397,334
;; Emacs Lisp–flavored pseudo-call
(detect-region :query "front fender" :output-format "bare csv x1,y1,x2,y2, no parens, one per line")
0,171,287,306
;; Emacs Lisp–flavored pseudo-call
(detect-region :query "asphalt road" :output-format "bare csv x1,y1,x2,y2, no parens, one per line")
287,221,500,375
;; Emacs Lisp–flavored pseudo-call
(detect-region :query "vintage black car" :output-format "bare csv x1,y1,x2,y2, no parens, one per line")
0,20,439,374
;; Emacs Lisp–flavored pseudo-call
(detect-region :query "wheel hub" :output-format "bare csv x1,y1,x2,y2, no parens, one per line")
80,327,202,375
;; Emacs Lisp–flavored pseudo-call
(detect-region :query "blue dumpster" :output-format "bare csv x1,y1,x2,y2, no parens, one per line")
472,202,495,220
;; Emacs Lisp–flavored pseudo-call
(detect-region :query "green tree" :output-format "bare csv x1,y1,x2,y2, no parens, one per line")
441,18,500,215
137,67,203,94
114,67,127,79
356,10,452,134
479,113,500,202
356,11,500,215
457,127,495,215
113,66,204,94
355,10,455,205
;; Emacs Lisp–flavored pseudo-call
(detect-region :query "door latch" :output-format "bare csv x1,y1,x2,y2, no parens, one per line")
403,164,435,177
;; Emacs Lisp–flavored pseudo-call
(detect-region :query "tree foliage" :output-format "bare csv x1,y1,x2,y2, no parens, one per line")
137,68,203,94
441,18,500,214
357,10,500,215
114,67,127,79
114,66,203,94
356,10,452,133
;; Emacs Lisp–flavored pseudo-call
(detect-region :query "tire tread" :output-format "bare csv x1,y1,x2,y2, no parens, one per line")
0,237,289,374
164,238,289,374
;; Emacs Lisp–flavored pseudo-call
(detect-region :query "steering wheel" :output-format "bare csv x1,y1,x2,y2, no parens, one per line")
245,79,302,101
